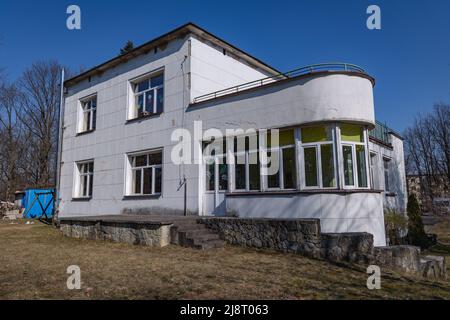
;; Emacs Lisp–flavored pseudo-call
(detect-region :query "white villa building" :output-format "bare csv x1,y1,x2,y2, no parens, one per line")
58,23,407,246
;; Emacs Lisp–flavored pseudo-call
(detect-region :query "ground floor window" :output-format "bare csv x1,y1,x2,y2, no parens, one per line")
127,150,162,195
301,126,336,188
74,161,94,198
340,124,368,188
383,157,391,192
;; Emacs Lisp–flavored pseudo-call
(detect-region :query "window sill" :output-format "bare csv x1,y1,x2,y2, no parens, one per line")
226,189,384,197
385,192,397,197
76,129,95,136
126,112,163,124
72,197,92,201
123,194,162,200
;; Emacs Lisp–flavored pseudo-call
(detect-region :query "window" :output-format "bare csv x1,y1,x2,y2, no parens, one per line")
370,153,380,189
78,96,97,133
266,130,296,189
74,161,94,198
233,135,260,191
205,155,228,191
340,124,368,188
127,150,162,195
301,126,336,188
383,158,391,192
131,72,164,119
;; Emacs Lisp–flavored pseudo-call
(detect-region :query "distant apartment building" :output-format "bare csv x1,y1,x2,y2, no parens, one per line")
57,23,408,246
407,174,450,212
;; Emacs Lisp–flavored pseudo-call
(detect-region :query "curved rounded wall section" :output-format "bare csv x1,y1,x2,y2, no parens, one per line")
188,73,376,132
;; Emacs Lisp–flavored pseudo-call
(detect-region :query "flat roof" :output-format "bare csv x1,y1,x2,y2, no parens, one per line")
64,22,281,87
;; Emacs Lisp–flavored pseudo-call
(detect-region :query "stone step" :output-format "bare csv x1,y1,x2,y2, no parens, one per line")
183,233,221,246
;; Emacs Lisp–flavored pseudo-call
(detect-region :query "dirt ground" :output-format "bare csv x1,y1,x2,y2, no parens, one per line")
0,221,449,300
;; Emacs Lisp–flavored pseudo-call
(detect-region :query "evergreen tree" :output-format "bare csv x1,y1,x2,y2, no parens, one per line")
120,41,134,55
406,194,429,248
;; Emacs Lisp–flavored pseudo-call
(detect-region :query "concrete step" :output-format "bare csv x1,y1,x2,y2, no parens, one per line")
183,233,221,246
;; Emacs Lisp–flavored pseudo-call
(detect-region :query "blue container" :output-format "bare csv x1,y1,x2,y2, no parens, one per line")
22,188,55,219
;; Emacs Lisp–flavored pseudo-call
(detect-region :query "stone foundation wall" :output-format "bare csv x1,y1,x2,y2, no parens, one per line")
198,217,447,280
198,217,323,258
60,220,171,247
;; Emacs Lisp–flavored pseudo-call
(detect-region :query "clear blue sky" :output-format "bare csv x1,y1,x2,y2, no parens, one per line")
0,0,449,132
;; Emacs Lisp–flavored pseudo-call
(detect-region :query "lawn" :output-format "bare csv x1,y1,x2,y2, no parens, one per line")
0,221,449,300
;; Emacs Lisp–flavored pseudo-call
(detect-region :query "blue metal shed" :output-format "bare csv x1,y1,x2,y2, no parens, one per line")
22,188,55,219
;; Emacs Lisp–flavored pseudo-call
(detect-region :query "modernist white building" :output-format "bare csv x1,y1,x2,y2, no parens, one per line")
59,23,407,246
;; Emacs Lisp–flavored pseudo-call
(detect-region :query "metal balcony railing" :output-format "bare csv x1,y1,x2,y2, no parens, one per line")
192,62,367,104
369,121,394,145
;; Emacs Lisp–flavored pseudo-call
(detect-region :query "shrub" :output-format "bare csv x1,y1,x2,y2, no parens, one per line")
384,209,408,245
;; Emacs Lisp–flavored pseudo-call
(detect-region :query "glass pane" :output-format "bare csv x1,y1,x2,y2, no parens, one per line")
267,129,294,148
304,147,318,187
282,147,296,189
341,124,364,142
88,174,93,197
206,162,215,191
384,160,390,191
154,167,162,193
92,109,96,130
156,87,164,113
91,98,97,108
343,145,354,186
151,74,163,88
88,162,94,173
249,152,260,190
302,126,332,143
148,152,162,165
321,144,335,187
356,145,368,187
133,169,142,194
267,150,280,188
218,161,228,191
145,90,154,113
82,111,89,132
82,175,88,197
235,154,246,190
136,94,144,115
134,155,147,167
136,80,149,92
143,168,152,194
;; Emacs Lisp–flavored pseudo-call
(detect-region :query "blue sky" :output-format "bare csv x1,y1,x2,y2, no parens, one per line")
0,0,448,132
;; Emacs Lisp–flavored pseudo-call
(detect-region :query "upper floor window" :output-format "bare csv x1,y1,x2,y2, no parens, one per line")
126,150,163,196
77,95,97,133
301,126,336,188
130,72,164,119
74,161,94,198
340,124,368,188
383,157,391,192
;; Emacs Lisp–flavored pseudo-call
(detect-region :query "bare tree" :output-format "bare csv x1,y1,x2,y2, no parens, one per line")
404,103,450,212
17,60,62,188
0,82,26,201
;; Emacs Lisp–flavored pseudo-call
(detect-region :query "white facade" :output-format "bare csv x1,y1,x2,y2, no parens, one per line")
59,24,408,247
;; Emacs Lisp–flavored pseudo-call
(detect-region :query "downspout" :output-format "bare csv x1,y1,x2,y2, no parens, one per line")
53,68,65,226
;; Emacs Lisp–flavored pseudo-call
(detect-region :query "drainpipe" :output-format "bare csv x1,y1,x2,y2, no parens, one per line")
53,68,65,225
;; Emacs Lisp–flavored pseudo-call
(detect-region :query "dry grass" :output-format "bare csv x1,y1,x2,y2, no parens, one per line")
0,221,449,300
423,216,450,275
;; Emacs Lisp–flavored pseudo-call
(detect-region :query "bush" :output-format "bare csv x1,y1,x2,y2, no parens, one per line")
407,194,431,248
384,209,408,245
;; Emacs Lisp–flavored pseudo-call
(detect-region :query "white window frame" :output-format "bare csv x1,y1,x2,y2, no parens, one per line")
299,125,337,190
77,94,97,134
73,160,94,198
233,149,261,192
340,128,370,189
264,143,297,191
127,70,164,120
125,149,163,196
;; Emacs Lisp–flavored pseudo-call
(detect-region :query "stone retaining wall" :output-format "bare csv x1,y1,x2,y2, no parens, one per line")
60,220,171,247
198,217,447,280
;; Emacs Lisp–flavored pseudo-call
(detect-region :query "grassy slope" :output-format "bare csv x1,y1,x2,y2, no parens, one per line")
0,221,449,300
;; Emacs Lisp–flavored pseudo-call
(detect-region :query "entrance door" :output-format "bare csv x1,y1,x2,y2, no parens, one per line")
203,156,228,216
